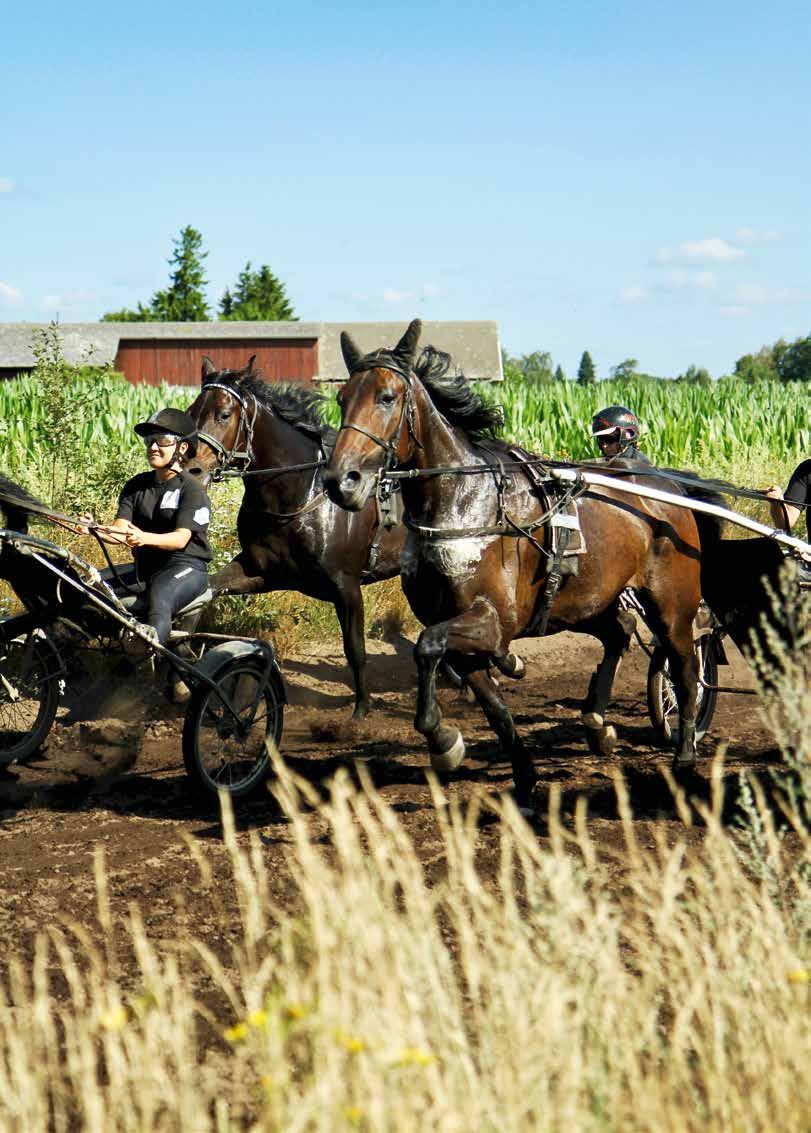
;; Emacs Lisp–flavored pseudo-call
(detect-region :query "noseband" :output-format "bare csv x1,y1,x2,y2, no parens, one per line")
195,381,259,478
338,355,422,469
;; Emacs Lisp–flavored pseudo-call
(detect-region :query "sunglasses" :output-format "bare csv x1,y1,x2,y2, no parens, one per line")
143,434,182,449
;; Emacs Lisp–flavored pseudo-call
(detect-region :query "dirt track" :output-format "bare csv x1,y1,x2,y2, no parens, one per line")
0,631,776,963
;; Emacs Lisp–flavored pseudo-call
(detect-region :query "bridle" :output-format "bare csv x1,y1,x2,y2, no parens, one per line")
338,355,423,470
194,380,259,479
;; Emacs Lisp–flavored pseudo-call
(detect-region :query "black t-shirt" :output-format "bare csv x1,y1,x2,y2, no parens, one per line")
784,459,811,541
116,470,213,581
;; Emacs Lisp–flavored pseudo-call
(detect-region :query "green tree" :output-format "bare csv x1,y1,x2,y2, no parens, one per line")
610,357,639,381
553,364,566,382
150,225,209,321
676,363,712,385
100,225,209,322
734,345,777,383
219,262,297,321
775,333,811,382
577,350,596,386
100,303,155,323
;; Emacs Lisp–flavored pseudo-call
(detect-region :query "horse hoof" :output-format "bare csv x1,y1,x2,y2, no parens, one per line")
585,724,617,757
352,705,369,721
510,654,526,679
429,729,466,773
582,711,604,729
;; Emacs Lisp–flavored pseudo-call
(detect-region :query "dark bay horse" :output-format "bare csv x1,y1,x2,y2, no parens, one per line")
185,357,405,718
324,321,705,809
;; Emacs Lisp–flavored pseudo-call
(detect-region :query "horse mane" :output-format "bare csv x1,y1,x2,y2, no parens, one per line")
206,369,336,444
414,346,504,441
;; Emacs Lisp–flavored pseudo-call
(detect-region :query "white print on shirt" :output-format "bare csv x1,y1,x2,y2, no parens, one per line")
193,507,210,525
160,490,181,510
174,567,193,579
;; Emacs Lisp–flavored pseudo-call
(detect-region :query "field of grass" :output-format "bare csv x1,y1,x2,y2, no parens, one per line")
0,762,807,1132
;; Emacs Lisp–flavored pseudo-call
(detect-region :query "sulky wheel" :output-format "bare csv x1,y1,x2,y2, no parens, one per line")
182,650,285,798
0,632,62,764
647,631,719,746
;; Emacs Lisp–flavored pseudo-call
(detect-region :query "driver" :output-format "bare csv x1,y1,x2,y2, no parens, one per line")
765,459,811,583
590,405,652,466
91,408,213,646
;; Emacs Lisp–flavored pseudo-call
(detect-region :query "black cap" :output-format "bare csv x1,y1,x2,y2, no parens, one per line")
134,408,198,452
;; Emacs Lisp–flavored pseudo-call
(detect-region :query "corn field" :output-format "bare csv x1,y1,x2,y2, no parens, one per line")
0,371,807,480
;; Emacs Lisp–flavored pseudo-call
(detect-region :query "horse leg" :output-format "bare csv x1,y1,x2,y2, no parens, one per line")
211,555,266,596
642,597,699,769
413,597,536,802
581,607,636,757
464,668,536,810
333,578,371,720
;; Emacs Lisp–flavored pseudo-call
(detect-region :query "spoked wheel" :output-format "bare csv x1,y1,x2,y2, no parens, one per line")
0,633,62,764
182,655,284,798
647,632,719,746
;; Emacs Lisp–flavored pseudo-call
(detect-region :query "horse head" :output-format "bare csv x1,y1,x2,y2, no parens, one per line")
325,319,423,510
184,356,258,485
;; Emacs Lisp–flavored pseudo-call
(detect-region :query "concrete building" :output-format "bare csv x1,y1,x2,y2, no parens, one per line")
0,321,502,384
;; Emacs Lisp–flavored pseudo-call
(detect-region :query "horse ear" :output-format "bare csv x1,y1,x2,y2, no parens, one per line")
201,355,217,383
340,331,363,374
394,319,422,365
245,354,256,375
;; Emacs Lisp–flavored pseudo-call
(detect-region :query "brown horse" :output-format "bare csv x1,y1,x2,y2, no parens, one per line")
324,321,704,809
185,357,405,718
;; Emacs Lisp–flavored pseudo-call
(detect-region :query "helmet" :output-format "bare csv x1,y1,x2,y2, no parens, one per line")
134,408,198,457
591,405,640,447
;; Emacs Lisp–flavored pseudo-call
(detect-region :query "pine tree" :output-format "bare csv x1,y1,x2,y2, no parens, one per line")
577,350,596,385
219,262,297,321
100,225,209,322
150,226,210,321
553,364,566,382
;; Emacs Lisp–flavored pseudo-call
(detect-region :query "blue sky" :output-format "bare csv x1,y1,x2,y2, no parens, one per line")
2,0,809,377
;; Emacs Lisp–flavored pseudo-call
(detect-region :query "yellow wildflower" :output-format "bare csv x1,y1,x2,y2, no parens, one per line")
394,1047,435,1067
247,1009,268,1029
344,1106,364,1125
99,1005,128,1031
787,969,809,984
283,1002,308,1021
223,1022,249,1043
337,1031,366,1054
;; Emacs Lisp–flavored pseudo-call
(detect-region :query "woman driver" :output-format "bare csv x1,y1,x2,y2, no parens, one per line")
92,408,213,646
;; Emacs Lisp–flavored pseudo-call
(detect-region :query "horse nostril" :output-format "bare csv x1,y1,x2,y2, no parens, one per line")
343,470,361,489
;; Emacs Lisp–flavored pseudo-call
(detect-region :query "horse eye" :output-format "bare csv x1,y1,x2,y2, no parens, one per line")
378,391,397,406
218,410,232,422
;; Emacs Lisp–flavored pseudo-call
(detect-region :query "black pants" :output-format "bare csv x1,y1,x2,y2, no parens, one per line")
101,562,208,645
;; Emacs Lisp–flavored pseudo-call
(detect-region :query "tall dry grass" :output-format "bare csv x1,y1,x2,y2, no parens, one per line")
0,759,807,1132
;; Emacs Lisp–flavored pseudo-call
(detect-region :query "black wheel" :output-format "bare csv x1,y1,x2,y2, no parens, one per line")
647,632,719,745
182,656,284,798
0,633,61,764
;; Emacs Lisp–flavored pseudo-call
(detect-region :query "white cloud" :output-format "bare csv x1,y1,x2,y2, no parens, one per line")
735,282,771,305
421,282,440,298
694,271,718,290
735,227,781,245
383,287,412,304
657,237,744,263
619,285,646,302
40,289,97,311
0,179,14,194
720,305,749,317
662,269,717,290
0,281,21,304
